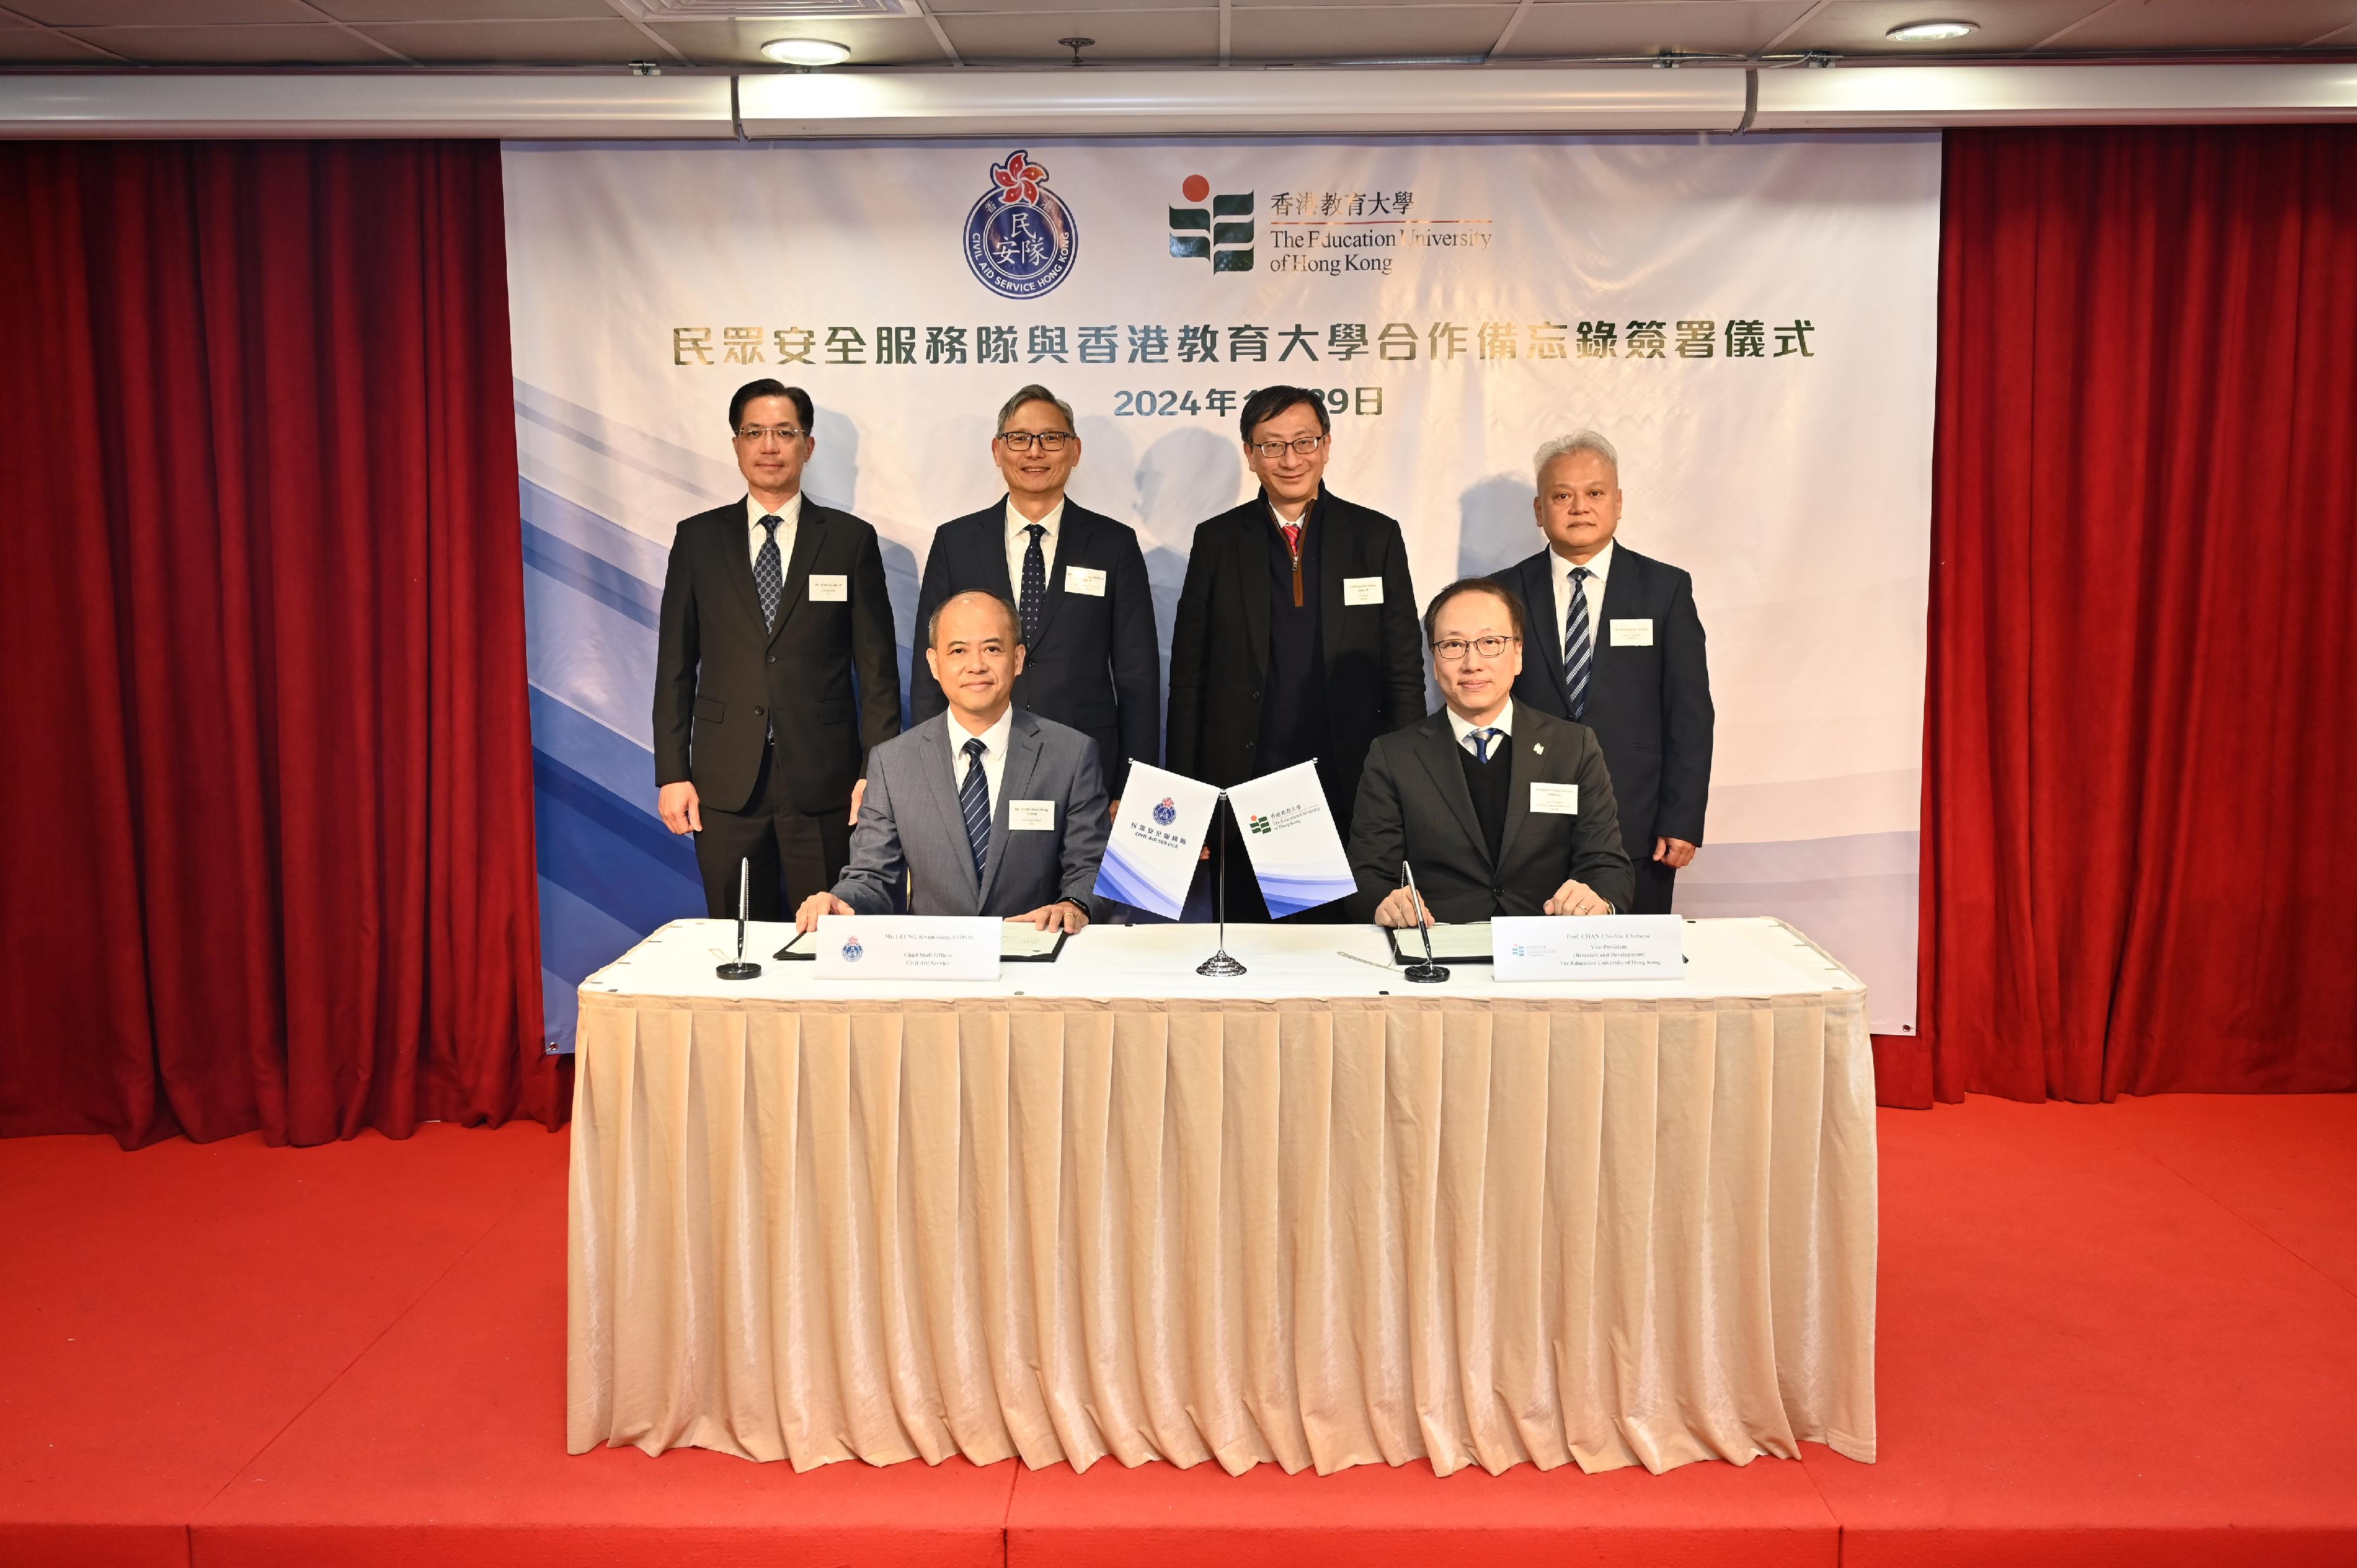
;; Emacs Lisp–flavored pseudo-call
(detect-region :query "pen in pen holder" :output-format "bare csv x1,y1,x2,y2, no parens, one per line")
1399,859,1448,983
715,858,762,980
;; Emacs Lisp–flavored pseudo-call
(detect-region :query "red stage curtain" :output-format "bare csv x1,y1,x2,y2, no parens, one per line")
0,141,556,1147
1914,126,2357,1103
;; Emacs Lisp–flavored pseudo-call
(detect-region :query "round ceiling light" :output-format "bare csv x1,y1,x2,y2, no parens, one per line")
761,37,852,66
1885,19,1978,42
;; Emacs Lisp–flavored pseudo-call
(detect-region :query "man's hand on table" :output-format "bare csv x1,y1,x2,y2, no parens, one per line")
1011,901,1089,934
1545,879,1612,916
1371,887,1432,928
795,892,854,932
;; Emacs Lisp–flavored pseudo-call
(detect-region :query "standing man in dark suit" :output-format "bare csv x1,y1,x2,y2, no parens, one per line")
912,384,1159,805
1348,577,1633,923
653,378,902,919
1503,431,1712,914
1166,385,1425,920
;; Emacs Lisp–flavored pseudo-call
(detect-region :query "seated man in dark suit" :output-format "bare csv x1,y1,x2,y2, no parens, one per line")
795,591,1108,933
1347,577,1633,926
912,384,1159,807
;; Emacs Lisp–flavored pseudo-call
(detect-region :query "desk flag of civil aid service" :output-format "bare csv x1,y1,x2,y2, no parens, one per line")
1222,762,1356,916
1093,762,1222,919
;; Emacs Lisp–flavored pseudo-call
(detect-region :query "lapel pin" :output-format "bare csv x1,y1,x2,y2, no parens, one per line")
1531,743,1545,755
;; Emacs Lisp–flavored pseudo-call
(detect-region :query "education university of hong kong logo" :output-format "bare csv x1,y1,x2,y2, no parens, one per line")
963,150,1079,301
1247,814,1272,835
1153,798,1178,827
841,937,864,963
1168,174,1255,273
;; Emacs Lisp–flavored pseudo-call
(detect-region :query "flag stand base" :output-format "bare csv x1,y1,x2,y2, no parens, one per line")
1196,794,1247,977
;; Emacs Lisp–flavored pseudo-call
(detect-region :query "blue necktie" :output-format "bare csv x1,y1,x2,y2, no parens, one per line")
754,515,784,631
959,736,991,887
1019,523,1047,648
1563,565,1592,720
1470,727,1502,764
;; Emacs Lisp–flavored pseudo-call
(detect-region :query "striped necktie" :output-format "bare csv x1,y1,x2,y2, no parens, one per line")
1563,565,1593,720
958,737,991,887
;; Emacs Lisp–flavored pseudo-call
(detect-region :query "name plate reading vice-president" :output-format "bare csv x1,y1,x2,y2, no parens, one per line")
1490,915,1683,981
813,915,1001,981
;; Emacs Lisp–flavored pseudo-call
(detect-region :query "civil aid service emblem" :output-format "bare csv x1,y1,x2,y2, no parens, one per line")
964,150,1079,301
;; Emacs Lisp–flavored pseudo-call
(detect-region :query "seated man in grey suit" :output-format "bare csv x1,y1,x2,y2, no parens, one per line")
795,590,1108,933
1347,577,1634,926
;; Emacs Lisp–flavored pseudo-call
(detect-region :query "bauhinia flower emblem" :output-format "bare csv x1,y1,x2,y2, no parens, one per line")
991,150,1048,207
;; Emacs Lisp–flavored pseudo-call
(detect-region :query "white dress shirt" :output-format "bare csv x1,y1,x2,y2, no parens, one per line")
1447,699,1515,760
746,492,803,569
1550,537,1615,664
1005,497,1065,599
947,705,1016,814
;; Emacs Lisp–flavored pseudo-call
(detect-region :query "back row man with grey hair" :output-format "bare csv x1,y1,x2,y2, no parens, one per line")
912,382,1161,813
1500,431,1714,914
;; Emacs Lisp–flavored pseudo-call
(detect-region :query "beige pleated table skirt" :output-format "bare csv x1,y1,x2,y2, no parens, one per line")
568,916,1876,1477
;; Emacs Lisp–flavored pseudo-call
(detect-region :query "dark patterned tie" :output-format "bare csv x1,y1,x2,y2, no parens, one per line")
1563,565,1593,720
754,514,784,631
1019,523,1047,648
1470,727,1501,764
959,736,991,887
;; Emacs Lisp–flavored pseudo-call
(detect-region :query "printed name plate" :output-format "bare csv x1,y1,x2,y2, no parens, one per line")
813,915,1000,980
1490,915,1683,981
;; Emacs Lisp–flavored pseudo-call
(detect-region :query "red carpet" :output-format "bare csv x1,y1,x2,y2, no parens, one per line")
3,1096,2353,1568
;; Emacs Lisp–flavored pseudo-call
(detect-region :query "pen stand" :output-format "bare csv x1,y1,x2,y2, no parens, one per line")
1402,958,1449,984
715,858,763,980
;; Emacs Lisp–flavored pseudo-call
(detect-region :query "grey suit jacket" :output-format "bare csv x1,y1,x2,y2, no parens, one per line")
1345,704,1635,922
833,709,1111,920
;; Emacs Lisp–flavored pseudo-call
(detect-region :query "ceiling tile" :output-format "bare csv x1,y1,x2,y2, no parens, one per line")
937,8,1220,59
309,0,620,21
0,24,125,60
1780,1,2110,55
2058,0,2357,51
649,15,946,63
1232,4,1516,56
1494,0,1815,57
354,16,657,60
1232,0,1536,10
55,22,395,61
930,0,1210,12
9,0,314,23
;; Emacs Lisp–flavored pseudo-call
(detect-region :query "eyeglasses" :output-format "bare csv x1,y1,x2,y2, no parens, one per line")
1249,434,1328,459
1431,635,1519,662
996,431,1075,454
735,424,806,443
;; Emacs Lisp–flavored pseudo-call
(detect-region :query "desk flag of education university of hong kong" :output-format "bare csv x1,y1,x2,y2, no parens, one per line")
1093,762,1222,920
1224,762,1356,917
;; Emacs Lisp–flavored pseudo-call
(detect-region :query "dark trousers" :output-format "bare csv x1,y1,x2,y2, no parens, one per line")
1628,851,1678,915
692,742,853,920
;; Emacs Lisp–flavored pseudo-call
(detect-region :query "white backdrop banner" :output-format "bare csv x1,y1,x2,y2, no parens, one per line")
504,133,1937,1036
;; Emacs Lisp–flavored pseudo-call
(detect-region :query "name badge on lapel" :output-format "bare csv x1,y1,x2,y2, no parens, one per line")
1065,565,1106,597
808,575,849,602
1343,576,1384,606
1530,783,1579,815
1609,618,1653,646
1008,800,1056,831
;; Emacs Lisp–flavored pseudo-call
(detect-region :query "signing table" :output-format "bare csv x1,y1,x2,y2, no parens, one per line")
569,917,1876,1476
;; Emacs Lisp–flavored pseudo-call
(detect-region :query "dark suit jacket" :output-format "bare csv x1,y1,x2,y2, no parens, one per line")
653,496,902,816
912,499,1160,795
834,711,1111,920
1502,543,1713,854
1166,486,1424,823
1346,705,1634,922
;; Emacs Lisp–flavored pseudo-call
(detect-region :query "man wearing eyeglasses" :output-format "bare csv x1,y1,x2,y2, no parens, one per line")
1167,385,1425,920
653,378,902,920
912,384,1159,807
1346,578,1632,925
